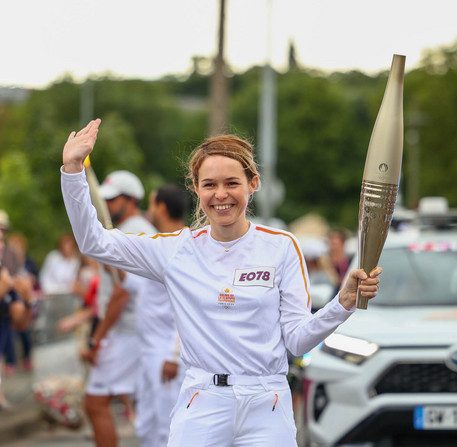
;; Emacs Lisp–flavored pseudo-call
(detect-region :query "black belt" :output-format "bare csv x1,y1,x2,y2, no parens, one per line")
213,374,229,386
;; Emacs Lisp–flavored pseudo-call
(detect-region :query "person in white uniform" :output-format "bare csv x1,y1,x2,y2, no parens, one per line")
61,119,382,447
39,233,80,296
133,183,190,447
81,169,156,447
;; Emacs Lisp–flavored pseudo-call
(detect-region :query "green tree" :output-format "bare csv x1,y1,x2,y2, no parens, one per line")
2,43,457,264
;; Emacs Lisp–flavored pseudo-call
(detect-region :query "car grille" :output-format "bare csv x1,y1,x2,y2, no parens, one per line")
373,362,457,394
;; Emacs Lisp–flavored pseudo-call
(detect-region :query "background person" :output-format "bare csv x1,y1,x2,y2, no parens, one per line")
0,213,36,378
58,254,100,373
61,119,381,447
80,170,156,447
0,211,21,277
133,183,190,447
39,233,80,296
0,213,20,377
4,232,39,373
326,228,352,290
300,237,338,289
0,230,34,409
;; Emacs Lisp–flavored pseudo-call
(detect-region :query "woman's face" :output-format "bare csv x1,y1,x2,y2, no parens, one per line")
195,155,258,238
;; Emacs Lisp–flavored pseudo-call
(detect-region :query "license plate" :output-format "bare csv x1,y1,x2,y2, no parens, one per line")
414,406,457,430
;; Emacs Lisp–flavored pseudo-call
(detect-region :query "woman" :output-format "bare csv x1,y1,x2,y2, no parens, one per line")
61,119,381,447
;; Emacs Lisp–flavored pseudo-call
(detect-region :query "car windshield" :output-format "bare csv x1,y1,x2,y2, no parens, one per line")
373,244,457,306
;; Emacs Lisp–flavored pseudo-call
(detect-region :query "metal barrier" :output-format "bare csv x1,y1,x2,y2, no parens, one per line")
32,293,82,346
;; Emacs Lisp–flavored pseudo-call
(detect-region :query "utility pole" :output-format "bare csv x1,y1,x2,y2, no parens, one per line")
209,0,228,136
80,79,94,127
255,0,284,223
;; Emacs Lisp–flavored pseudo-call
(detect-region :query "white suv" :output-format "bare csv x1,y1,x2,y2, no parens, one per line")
304,228,457,446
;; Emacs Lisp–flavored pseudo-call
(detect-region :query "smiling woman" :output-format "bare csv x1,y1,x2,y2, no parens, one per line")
60,119,381,447
186,135,260,242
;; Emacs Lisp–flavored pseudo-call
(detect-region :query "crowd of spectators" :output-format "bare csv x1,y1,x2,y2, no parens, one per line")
0,209,93,412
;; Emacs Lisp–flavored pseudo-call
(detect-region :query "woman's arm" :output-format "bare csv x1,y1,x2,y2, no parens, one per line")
62,167,167,281
279,237,381,356
61,121,178,283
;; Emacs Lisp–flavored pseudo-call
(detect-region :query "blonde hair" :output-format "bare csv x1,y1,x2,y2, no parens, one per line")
185,135,261,229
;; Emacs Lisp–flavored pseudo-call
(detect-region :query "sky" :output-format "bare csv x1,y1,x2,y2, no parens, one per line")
2,0,457,89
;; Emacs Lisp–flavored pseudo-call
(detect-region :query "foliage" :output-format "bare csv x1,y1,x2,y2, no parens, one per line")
2,42,457,265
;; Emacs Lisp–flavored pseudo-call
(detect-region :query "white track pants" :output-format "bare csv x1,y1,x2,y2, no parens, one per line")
135,354,183,447
167,367,298,447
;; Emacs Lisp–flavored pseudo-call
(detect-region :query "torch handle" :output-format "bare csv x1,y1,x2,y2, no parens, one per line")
357,180,397,309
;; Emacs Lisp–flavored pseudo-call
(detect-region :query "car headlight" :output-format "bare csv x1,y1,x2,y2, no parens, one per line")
321,333,379,364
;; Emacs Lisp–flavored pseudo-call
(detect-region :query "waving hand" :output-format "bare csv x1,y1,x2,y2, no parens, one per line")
63,119,101,173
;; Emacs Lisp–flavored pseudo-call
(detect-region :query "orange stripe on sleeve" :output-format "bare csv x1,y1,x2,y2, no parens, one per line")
148,227,188,240
255,226,311,307
147,227,208,240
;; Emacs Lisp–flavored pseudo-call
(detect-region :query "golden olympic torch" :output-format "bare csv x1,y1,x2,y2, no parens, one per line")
357,54,406,309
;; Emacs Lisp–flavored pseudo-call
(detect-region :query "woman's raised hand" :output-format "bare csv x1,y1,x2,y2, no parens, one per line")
62,119,101,173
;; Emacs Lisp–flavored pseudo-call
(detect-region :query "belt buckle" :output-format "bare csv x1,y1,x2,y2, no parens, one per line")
213,374,229,386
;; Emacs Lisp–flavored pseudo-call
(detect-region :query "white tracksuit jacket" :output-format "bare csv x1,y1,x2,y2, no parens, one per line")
61,168,354,377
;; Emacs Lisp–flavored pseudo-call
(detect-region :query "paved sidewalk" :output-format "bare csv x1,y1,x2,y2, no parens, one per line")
0,367,139,447
0,368,43,445
1,296,141,446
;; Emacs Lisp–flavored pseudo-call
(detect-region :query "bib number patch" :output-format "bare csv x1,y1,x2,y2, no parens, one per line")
233,267,275,288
